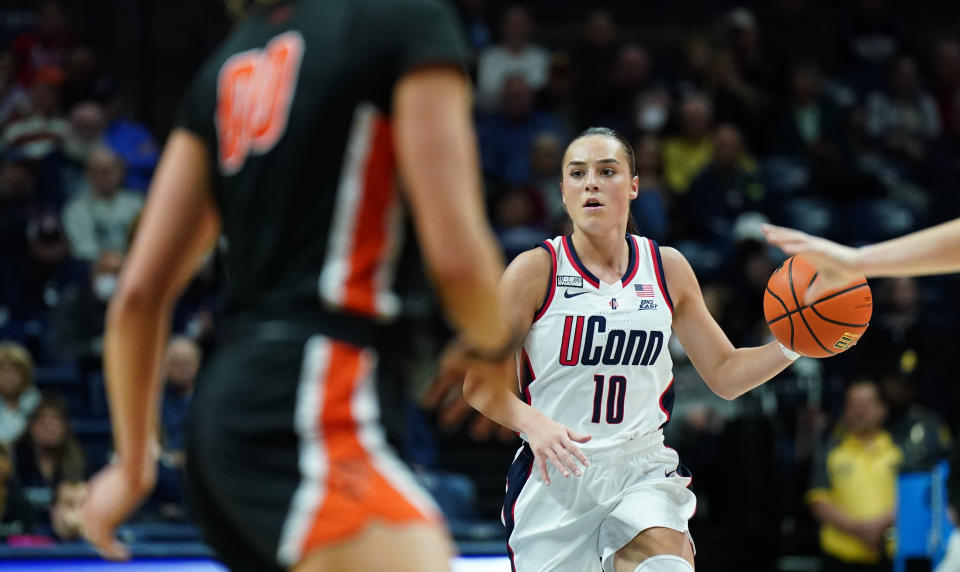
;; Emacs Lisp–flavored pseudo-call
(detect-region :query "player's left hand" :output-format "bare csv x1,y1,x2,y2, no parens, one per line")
81,461,156,561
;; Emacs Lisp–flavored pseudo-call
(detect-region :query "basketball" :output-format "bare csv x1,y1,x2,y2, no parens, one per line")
763,255,873,358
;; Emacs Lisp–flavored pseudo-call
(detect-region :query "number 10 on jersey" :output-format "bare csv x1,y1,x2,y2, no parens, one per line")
592,374,626,424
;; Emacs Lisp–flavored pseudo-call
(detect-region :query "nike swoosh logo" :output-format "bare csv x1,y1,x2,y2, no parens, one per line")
563,290,588,298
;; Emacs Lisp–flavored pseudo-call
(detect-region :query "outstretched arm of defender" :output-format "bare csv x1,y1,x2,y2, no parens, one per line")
763,219,960,300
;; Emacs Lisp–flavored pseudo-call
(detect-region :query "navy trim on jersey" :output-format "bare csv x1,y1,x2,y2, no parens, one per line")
648,239,674,313
561,235,638,288
658,376,675,429
504,443,534,572
562,235,600,288
520,349,535,405
622,235,641,285
533,241,557,322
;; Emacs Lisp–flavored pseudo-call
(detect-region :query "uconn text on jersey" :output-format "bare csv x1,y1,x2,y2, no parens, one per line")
558,315,665,367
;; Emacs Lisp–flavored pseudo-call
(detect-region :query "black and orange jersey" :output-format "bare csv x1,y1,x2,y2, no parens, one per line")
175,0,467,343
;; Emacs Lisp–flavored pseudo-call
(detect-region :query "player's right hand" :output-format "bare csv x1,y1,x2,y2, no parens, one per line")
524,414,591,486
761,223,863,303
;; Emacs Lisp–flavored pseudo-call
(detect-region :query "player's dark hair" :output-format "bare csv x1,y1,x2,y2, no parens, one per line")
572,126,641,235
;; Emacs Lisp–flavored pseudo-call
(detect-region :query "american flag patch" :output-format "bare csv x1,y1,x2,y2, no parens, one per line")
635,284,655,298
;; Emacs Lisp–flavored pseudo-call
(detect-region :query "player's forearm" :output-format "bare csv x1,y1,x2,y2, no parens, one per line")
463,368,538,434
429,232,513,352
394,68,511,352
855,218,960,277
704,342,793,400
103,287,168,483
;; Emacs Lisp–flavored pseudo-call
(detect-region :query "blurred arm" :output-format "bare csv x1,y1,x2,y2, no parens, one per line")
104,129,219,487
393,66,510,352
461,248,548,434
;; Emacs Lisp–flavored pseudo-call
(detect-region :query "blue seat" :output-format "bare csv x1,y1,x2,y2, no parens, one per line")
895,461,954,572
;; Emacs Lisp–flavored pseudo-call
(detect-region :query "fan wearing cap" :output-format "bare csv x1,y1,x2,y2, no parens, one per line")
14,213,87,322
0,66,69,160
62,146,142,262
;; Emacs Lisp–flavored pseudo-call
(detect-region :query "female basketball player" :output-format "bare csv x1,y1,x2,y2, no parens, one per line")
80,1,518,571
763,220,960,301
463,127,801,572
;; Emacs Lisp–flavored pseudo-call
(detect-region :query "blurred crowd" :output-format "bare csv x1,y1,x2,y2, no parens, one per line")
0,0,956,569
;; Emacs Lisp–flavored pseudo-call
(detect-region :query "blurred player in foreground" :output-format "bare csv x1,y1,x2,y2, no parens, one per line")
80,0,518,570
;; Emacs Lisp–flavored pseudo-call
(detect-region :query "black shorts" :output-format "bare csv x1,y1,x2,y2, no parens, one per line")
184,327,440,571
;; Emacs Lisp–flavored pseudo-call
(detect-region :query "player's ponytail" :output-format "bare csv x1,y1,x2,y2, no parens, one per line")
575,127,642,236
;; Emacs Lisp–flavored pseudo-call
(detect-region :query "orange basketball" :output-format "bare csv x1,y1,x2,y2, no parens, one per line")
763,254,873,358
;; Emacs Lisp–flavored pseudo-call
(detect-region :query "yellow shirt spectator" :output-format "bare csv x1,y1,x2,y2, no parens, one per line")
806,430,903,564
662,135,713,194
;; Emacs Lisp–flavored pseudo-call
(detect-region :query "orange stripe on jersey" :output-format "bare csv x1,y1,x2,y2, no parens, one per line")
299,341,424,553
341,116,396,315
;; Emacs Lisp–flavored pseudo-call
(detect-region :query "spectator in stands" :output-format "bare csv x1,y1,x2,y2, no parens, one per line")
766,58,849,160
840,277,959,422
0,49,30,128
0,0,37,49
573,10,620,119
880,372,951,472
526,131,562,224
475,5,549,112
0,65,67,159
477,74,567,186
673,37,713,100
806,381,901,572
0,442,33,539
99,89,158,192
61,46,109,112
161,336,200,468
629,135,668,241
0,147,36,264
662,92,715,193
838,0,905,95
11,212,86,327
0,341,39,446
11,0,72,87
491,187,548,261
933,39,960,141
13,394,84,528
585,44,654,138
457,0,493,53
49,479,84,541
62,100,106,175
866,55,940,166
62,146,142,261
534,53,577,133
722,7,777,95
47,250,122,365
714,215,779,346
686,124,764,245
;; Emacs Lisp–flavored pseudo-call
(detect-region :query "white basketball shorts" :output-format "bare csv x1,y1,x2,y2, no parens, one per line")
502,430,696,572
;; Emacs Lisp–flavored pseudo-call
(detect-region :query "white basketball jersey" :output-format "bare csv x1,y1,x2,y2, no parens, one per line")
519,234,675,450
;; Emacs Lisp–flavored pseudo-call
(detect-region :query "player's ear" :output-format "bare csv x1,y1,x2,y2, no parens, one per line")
629,175,639,200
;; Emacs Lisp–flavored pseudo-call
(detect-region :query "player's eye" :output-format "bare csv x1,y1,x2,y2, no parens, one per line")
569,169,583,178
601,168,615,176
